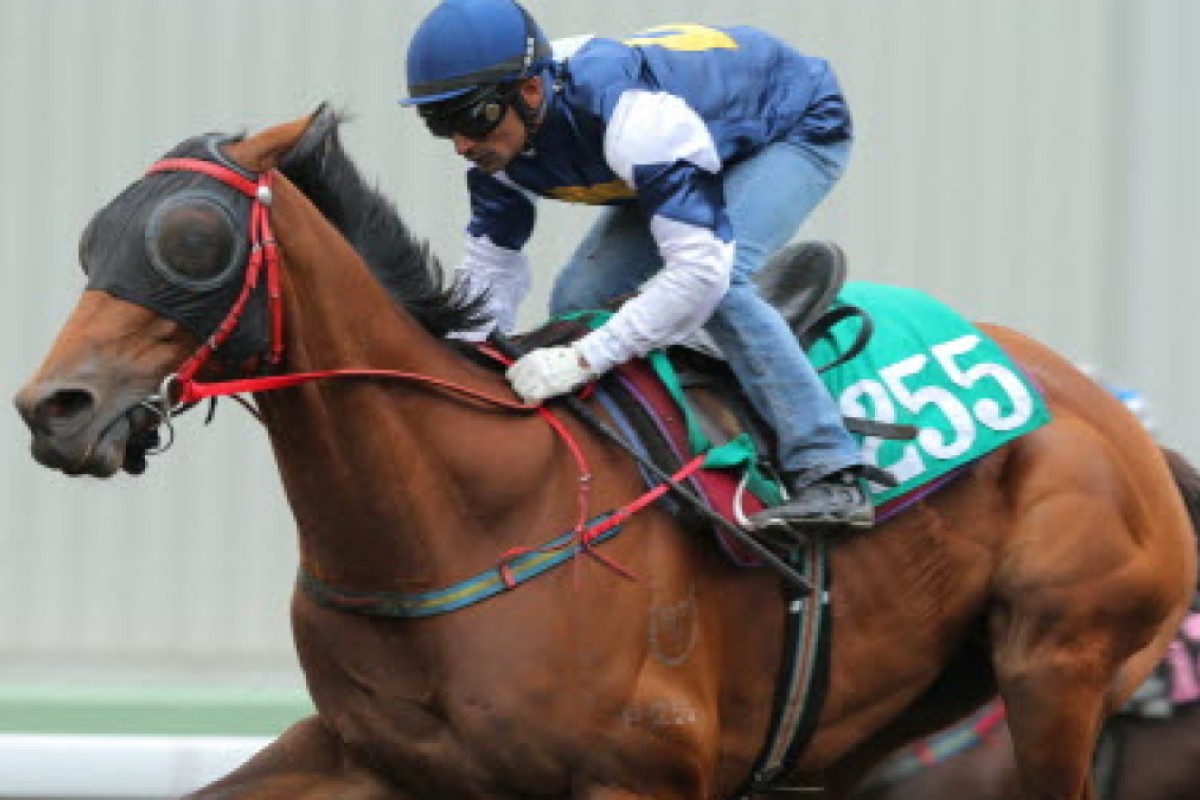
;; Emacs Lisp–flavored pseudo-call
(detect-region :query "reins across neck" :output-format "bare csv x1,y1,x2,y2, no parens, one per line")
143,156,709,593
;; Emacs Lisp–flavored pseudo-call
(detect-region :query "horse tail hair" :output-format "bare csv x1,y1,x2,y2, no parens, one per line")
1162,446,1200,589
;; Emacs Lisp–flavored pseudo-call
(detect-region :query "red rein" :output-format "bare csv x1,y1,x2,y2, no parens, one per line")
144,157,692,583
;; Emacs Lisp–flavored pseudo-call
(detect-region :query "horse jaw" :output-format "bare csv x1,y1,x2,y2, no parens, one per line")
14,291,194,478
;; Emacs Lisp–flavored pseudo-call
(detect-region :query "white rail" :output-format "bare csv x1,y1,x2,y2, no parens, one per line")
0,734,270,798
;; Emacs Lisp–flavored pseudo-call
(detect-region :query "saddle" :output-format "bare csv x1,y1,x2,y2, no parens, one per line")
675,240,870,365
508,241,867,447
501,241,905,561
673,239,889,438
757,240,846,339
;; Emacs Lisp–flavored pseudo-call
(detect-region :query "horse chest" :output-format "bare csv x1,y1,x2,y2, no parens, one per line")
324,689,590,796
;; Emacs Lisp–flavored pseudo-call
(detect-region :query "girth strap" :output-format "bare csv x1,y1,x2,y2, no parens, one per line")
742,539,834,795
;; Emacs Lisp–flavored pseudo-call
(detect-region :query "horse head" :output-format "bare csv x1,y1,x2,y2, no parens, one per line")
14,104,484,479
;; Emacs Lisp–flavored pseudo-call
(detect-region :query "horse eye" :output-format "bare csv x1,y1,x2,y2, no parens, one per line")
146,193,244,290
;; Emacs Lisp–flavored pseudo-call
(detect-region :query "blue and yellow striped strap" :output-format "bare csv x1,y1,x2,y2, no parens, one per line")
296,513,622,619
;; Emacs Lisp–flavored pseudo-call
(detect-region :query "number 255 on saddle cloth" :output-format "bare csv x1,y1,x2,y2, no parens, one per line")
808,281,1051,505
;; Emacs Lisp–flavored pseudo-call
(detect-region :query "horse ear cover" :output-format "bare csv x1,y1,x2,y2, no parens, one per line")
82,138,270,364
279,103,339,175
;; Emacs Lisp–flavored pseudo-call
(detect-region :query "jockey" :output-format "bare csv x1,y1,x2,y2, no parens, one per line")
401,0,871,531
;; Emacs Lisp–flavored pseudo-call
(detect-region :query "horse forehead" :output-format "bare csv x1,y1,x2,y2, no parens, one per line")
66,290,171,343
30,290,172,381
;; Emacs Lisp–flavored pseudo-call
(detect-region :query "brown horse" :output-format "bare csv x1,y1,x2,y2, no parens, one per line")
13,105,1199,800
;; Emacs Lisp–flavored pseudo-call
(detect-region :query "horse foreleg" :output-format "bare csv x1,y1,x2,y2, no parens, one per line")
993,661,1102,800
990,565,1137,800
183,715,402,800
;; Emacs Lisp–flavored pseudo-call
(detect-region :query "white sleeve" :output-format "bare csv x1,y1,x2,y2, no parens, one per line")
603,89,721,183
573,89,732,373
574,217,733,373
449,234,531,339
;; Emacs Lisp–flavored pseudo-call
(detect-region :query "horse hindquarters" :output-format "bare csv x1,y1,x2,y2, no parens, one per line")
987,425,1197,800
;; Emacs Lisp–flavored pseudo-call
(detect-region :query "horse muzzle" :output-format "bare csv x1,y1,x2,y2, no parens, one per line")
14,379,161,477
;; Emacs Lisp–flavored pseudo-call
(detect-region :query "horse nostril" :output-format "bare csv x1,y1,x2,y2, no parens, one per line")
28,388,96,433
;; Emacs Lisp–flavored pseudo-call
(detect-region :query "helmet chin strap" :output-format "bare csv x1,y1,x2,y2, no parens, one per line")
513,94,541,127
513,75,551,153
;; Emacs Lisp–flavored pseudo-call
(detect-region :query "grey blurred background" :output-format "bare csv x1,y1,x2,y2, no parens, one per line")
0,0,1196,734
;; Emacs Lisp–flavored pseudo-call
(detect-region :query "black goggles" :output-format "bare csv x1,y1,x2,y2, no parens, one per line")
419,86,512,140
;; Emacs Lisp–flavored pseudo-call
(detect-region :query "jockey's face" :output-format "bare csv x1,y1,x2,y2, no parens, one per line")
450,77,543,175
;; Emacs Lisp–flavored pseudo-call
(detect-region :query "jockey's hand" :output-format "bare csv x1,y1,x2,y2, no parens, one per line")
506,345,595,404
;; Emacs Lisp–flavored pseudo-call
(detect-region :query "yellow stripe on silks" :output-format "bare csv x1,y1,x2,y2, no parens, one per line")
548,180,637,205
622,24,739,52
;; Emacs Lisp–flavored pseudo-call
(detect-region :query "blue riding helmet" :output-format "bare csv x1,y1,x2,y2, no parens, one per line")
401,0,552,107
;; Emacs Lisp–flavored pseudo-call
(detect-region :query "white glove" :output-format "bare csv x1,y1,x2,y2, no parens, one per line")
506,345,595,403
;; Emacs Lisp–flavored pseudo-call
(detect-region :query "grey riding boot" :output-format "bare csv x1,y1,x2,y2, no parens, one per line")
750,468,874,534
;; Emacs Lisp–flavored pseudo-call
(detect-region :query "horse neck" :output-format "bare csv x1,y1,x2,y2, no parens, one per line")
251,181,555,590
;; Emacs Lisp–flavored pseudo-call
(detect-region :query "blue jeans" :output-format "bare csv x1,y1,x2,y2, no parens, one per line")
550,140,862,485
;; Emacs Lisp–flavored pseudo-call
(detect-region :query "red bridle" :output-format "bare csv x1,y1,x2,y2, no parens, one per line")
134,155,694,583
142,157,554,415
147,158,285,385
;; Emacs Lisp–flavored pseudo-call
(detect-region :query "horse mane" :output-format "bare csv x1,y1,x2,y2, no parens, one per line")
274,109,490,337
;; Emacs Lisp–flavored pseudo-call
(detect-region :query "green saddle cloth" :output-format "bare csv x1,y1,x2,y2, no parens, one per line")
809,282,1051,503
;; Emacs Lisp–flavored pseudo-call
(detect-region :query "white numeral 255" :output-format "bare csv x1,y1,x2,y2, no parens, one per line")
839,334,1035,484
